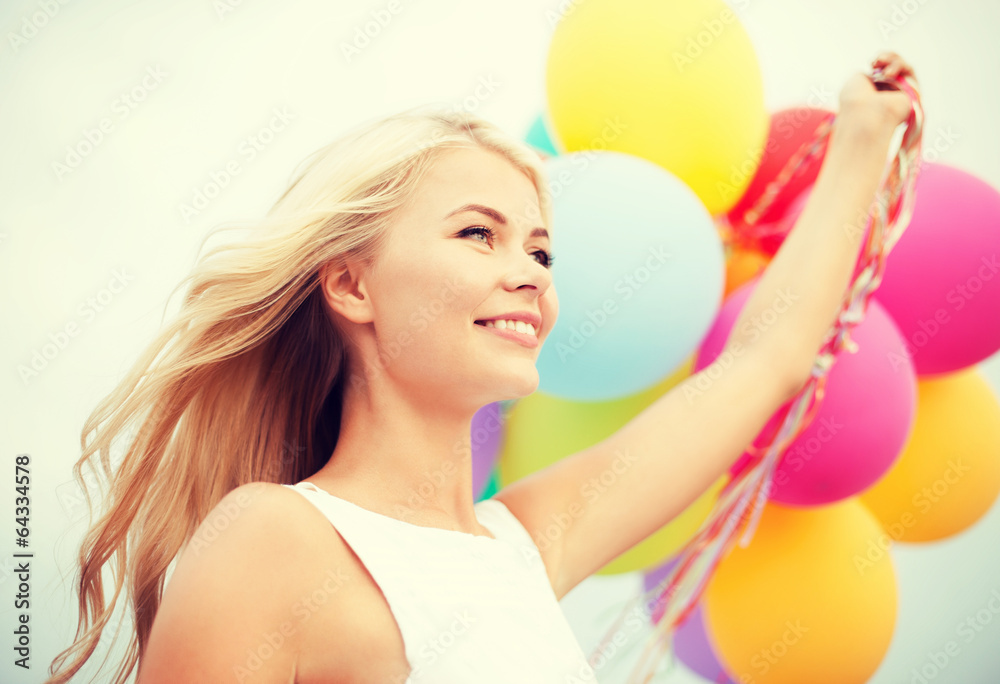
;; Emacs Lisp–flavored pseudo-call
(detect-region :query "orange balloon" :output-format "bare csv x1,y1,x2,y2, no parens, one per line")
860,369,1000,542
704,500,897,684
724,243,771,297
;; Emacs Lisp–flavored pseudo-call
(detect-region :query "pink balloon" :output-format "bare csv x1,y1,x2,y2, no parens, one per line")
694,278,918,506
874,163,1000,375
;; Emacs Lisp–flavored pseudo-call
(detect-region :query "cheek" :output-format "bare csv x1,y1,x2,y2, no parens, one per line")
543,288,559,328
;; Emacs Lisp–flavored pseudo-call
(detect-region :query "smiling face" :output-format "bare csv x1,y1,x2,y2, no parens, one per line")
353,145,559,407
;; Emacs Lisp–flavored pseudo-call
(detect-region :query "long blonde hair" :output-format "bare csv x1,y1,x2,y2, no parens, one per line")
46,104,553,684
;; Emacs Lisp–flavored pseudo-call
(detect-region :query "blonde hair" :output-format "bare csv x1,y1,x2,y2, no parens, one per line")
46,104,552,684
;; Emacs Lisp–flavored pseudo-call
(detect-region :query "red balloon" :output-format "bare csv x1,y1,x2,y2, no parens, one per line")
725,107,833,253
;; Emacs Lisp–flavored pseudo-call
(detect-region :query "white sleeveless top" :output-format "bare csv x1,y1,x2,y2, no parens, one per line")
283,481,599,683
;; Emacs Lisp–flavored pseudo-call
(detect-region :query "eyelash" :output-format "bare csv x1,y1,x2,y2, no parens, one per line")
459,225,556,269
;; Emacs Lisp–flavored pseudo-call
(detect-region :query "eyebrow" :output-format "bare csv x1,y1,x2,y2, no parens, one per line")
445,203,549,240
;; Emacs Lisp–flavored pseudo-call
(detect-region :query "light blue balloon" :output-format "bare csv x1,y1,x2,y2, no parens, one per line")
525,113,559,156
537,151,725,400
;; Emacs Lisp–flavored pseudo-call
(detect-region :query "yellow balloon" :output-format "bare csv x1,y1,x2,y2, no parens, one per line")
500,358,720,573
860,369,1000,542
545,0,768,215
705,500,897,684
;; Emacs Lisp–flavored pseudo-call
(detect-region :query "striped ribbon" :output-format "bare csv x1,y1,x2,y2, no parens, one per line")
586,67,925,683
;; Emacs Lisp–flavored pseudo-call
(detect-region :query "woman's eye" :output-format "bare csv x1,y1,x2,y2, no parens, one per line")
534,251,555,269
462,226,494,245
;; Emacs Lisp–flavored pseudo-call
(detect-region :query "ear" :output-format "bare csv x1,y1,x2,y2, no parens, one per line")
319,258,374,325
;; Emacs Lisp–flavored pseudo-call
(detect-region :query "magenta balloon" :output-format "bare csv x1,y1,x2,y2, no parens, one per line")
874,163,1000,375
471,402,503,498
643,559,736,683
694,278,917,505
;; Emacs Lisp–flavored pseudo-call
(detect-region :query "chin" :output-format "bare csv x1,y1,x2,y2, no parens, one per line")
491,371,539,403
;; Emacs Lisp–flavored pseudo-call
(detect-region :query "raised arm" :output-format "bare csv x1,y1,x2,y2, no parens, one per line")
496,54,918,600
722,53,916,374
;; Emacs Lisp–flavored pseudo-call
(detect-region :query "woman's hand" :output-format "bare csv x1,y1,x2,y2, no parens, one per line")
835,51,917,141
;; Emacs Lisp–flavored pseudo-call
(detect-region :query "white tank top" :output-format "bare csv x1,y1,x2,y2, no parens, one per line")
283,481,599,683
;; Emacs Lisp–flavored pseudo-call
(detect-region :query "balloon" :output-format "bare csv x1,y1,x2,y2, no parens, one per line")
704,500,898,684
545,0,767,215
536,151,725,400
860,369,1000,542
643,560,736,684
725,107,833,250
502,359,694,482
525,113,559,157
471,402,503,499
874,163,1000,375
695,279,918,505
476,462,501,502
723,243,770,297
501,358,722,572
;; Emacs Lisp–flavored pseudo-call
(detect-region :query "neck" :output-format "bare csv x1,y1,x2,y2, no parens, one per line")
309,368,492,535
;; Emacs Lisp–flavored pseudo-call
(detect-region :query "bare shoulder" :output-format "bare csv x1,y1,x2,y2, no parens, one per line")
139,482,360,683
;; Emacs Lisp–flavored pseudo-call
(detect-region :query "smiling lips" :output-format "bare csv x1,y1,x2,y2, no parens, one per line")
474,318,539,348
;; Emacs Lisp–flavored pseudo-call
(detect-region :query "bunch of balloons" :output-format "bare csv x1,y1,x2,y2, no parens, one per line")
465,1,1000,682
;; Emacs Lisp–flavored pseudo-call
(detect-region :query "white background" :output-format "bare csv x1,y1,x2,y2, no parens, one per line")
1,0,999,682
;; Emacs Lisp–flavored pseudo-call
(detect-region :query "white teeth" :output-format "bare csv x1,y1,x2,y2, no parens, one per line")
483,319,538,337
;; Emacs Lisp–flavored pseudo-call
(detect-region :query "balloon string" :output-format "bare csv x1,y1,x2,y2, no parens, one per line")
587,69,924,683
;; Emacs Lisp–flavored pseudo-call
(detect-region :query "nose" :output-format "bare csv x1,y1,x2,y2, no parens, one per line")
501,251,553,294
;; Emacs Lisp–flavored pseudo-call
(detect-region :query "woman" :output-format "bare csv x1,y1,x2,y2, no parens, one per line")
47,53,916,683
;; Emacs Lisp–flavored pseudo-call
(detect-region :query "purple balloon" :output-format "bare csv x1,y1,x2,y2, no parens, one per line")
643,559,736,684
471,402,503,498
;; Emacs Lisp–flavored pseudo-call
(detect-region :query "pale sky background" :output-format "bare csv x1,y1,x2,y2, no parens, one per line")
1,0,999,682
